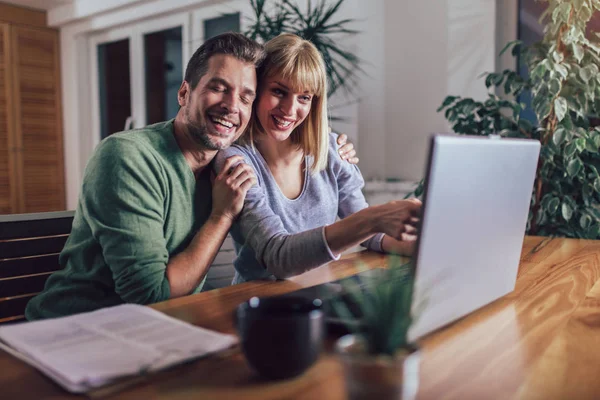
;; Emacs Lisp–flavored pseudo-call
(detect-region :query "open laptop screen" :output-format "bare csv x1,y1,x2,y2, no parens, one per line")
408,134,540,341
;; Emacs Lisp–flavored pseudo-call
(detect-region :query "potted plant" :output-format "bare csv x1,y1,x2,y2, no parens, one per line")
413,0,600,239
332,257,419,400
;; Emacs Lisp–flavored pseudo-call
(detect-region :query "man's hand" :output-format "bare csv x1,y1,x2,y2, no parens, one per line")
336,133,359,165
211,155,257,221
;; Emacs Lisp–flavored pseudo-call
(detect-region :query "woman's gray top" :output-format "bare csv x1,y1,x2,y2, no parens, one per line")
214,133,384,284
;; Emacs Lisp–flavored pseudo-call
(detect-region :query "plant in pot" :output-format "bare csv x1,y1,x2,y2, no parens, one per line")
332,257,419,400
411,0,600,238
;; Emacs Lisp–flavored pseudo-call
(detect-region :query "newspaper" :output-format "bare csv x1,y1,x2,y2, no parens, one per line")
0,304,237,393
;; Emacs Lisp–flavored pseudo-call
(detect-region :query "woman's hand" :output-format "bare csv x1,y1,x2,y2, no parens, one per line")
381,234,418,256
367,198,422,241
336,132,359,165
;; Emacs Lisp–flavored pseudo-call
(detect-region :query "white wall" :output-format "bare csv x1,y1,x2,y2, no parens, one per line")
383,0,449,182
367,0,496,182
353,0,387,180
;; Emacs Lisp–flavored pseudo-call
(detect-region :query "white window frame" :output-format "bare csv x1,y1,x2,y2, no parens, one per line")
88,26,134,154
88,12,191,154
191,0,251,51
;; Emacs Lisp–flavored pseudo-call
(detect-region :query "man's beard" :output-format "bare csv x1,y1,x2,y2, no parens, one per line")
186,109,230,151
188,123,225,150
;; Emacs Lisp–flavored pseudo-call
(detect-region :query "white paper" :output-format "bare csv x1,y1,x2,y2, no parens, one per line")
0,304,237,393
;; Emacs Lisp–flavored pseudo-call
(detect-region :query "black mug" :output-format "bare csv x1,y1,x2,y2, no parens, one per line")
236,295,325,380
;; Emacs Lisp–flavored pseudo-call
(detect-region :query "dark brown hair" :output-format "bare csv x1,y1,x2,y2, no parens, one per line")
184,32,265,89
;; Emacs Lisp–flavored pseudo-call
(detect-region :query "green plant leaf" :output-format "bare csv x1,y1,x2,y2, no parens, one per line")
499,40,522,57
583,184,593,206
590,206,600,221
567,158,584,177
553,3,572,24
534,95,552,120
555,63,569,78
586,137,598,152
581,4,593,21
554,97,568,121
580,214,592,229
562,202,574,221
594,178,600,193
552,127,567,146
493,73,504,86
437,96,458,112
552,50,564,63
531,61,548,80
547,197,560,215
565,141,578,158
485,73,499,88
579,67,594,83
549,78,562,96
593,0,600,10
573,44,585,62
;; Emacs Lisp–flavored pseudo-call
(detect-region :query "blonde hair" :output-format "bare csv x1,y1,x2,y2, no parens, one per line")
242,33,329,173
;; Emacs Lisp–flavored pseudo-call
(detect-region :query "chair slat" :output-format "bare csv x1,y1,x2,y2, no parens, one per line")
213,250,235,265
0,294,35,320
0,254,61,278
0,315,26,325
0,235,69,258
0,211,74,240
0,211,74,322
0,274,52,298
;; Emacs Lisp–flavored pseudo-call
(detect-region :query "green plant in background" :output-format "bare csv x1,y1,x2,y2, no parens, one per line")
244,0,362,98
332,257,415,356
415,0,600,238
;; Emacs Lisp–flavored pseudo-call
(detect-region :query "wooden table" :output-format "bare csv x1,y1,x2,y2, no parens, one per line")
2,236,600,399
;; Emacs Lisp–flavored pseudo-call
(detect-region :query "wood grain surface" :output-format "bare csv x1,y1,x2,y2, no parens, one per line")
0,237,598,399
0,22,18,214
10,25,65,213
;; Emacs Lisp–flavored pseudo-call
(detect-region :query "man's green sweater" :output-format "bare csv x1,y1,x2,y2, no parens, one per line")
26,120,213,320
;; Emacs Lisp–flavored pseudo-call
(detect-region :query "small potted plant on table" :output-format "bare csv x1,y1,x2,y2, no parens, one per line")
333,257,420,400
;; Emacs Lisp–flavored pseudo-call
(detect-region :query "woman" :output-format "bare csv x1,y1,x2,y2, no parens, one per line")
215,33,420,284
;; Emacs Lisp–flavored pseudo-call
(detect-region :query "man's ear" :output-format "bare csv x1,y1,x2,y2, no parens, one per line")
177,81,190,107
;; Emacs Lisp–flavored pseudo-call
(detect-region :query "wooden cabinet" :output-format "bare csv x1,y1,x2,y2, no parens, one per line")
0,22,65,214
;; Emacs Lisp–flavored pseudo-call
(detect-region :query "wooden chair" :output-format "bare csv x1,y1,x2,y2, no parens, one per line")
0,211,74,324
203,234,237,291
0,210,235,322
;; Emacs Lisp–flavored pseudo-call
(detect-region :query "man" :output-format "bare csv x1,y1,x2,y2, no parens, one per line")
26,33,265,320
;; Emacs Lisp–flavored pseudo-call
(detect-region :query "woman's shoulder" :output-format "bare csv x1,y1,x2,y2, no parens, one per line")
214,143,262,174
220,142,255,157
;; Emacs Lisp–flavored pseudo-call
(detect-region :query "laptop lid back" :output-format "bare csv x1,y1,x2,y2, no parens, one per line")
408,134,540,342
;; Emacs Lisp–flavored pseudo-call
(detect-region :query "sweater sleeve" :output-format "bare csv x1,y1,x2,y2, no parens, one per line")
214,146,336,279
80,137,171,303
329,133,385,252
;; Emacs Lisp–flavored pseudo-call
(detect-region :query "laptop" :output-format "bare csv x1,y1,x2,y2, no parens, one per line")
278,134,541,341
407,134,540,340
